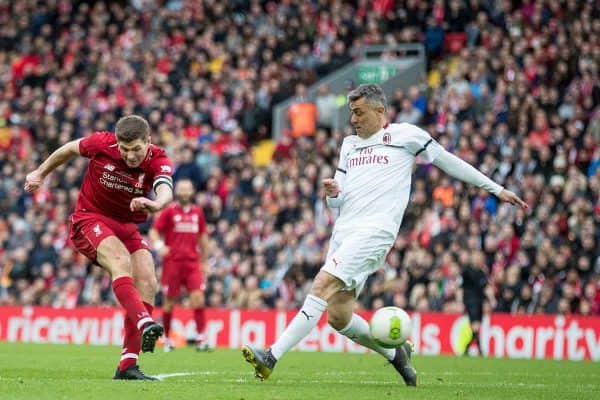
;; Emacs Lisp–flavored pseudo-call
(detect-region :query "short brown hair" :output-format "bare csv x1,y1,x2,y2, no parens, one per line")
115,115,150,142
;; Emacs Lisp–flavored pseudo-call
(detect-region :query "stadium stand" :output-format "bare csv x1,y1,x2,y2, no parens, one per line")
0,0,599,318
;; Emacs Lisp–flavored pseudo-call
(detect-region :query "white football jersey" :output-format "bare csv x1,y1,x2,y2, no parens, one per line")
331,122,443,236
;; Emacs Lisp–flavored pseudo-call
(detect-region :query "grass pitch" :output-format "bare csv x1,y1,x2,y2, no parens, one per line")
0,342,598,399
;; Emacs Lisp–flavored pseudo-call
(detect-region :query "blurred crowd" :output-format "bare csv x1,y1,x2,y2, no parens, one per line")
0,0,599,318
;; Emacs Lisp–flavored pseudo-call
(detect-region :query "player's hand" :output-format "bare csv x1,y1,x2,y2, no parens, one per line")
497,189,528,210
158,245,170,257
130,197,161,213
202,262,210,276
322,178,341,197
24,169,44,193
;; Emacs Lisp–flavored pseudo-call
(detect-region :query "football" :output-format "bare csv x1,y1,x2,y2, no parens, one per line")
369,306,412,348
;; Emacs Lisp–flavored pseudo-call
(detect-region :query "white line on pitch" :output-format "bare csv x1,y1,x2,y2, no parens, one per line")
154,372,197,380
153,371,227,380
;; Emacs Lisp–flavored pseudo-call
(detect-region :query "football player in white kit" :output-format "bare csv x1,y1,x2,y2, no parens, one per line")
242,84,528,386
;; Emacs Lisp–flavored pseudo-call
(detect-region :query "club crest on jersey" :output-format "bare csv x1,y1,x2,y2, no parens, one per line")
383,133,391,145
104,163,116,171
135,173,145,188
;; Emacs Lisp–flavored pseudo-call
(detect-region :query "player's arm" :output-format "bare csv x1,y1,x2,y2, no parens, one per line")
324,169,346,208
148,227,161,245
24,139,81,193
432,150,528,209
148,227,169,257
153,182,174,210
199,232,209,275
149,207,170,256
401,123,527,209
130,154,174,213
130,182,173,213
324,142,348,208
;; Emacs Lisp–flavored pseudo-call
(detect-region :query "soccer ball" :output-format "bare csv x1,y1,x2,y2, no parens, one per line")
369,306,412,348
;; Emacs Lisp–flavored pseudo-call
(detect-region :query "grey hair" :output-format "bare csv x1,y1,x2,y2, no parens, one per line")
347,84,387,109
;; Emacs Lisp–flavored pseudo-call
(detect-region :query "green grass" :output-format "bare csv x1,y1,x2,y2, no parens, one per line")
1,342,599,400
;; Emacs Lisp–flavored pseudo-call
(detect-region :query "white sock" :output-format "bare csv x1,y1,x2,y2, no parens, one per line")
270,294,327,360
338,313,395,360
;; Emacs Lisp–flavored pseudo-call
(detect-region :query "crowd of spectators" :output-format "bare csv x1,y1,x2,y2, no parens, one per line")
0,0,599,318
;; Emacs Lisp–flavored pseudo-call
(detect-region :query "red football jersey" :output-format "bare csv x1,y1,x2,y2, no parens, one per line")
75,132,173,223
152,203,206,262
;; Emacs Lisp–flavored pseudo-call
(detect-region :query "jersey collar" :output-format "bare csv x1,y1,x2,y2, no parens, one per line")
355,123,388,148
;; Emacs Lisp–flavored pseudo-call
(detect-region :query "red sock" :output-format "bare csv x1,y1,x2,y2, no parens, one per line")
119,316,141,371
118,302,155,372
112,277,153,331
194,308,206,339
144,301,154,317
163,311,172,337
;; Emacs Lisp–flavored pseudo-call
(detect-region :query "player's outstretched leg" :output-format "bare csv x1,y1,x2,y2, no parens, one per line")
390,341,417,386
141,322,164,353
113,365,158,380
241,345,277,381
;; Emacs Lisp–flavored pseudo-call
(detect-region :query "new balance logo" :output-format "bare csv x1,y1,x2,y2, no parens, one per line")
301,310,314,321
104,163,116,171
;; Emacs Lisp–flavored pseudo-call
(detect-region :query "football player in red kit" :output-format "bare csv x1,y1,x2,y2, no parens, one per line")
24,115,173,380
149,178,210,352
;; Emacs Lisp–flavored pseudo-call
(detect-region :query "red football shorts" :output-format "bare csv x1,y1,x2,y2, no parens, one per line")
69,211,150,262
161,259,205,298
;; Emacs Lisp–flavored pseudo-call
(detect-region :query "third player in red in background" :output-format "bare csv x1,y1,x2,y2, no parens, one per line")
149,178,210,352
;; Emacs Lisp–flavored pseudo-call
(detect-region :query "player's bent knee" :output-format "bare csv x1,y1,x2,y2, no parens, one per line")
327,311,350,331
107,254,133,278
147,276,159,295
190,291,204,308
310,271,344,301
135,275,158,300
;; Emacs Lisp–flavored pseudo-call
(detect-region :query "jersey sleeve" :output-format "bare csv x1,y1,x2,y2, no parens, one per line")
397,123,443,163
152,207,171,233
148,152,174,193
336,139,350,174
326,139,349,208
79,132,114,158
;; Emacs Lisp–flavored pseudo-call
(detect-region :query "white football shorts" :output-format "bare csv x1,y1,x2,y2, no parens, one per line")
321,228,395,297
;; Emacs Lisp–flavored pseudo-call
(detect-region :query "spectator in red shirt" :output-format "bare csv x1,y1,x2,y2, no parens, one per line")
528,110,551,150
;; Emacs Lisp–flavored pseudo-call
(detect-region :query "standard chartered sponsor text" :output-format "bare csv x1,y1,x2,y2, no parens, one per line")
100,172,142,194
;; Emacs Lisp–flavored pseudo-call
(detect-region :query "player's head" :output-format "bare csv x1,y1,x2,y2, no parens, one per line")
115,115,151,168
175,178,195,205
347,84,387,138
